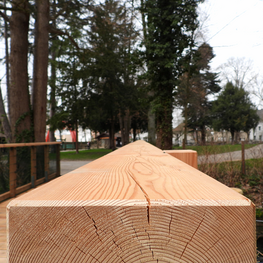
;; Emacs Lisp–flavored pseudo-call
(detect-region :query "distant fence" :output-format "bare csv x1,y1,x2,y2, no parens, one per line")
0,142,61,202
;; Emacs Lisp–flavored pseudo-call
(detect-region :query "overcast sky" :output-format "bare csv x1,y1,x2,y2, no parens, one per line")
199,0,263,73
1,1,263,98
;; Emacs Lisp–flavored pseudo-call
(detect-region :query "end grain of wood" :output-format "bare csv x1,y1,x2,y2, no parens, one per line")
7,140,256,262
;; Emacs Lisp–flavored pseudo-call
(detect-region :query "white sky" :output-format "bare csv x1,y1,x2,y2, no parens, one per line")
2,1,263,79
199,0,263,73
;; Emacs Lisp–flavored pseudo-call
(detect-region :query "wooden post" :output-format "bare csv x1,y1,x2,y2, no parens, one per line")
56,143,60,176
242,140,246,175
44,145,49,182
9,147,17,198
7,141,256,262
164,149,198,169
31,146,37,188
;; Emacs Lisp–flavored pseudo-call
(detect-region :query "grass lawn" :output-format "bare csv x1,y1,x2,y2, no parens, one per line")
174,143,257,156
60,149,112,160
60,143,259,160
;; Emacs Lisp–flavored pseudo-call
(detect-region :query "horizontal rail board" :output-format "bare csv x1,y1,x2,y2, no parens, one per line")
0,142,61,148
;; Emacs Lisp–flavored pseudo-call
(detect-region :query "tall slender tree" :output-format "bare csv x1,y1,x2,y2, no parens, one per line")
9,0,31,142
145,0,203,149
87,0,139,149
32,0,50,142
178,43,221,145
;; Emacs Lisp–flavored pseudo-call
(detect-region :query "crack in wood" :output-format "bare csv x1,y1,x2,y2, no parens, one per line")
169,213,173,235
180,211,206,260
127,170,151,224
83,207,102,242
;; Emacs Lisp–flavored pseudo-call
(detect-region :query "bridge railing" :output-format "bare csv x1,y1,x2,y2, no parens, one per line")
0,142,61,202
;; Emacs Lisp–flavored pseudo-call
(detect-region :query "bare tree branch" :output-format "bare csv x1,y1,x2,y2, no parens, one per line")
0,10,10,22
49,25,81,50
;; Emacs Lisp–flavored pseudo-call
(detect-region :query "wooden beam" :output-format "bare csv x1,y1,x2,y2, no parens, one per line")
7,140,256,262
164,149,198,169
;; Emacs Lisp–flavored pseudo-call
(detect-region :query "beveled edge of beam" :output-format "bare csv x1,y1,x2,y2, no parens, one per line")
7,198,253,209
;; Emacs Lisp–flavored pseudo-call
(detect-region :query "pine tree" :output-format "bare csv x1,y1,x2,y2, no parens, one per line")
212,82,259,143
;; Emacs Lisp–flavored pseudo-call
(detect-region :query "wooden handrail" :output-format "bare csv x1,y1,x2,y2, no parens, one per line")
0,142,61,202
0,142,61,148
7,140,256,262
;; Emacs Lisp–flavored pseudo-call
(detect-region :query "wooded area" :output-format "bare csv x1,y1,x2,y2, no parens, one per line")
7,141,255,262
0,0,259,150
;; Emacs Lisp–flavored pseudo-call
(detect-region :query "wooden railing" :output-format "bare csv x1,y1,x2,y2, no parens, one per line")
0,142,61,202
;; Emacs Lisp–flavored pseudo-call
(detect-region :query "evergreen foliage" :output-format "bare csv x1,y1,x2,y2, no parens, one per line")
144,0,203,149
212,82,259,143
179,43,221,144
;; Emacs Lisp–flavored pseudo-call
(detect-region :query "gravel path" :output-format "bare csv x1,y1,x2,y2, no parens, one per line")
60,160,93,175
60,144,263,174
198,144,263,164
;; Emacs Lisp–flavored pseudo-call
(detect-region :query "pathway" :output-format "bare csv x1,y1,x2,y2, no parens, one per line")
198,143,263,164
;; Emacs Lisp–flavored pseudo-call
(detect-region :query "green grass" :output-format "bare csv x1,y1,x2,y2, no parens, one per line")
60,143,259,160
174,144,257,156
60,149,112,160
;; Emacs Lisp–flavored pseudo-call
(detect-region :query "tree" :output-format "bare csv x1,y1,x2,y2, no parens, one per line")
218,57,256,90
0,0,12,142
183,43,221,145
212,82,259,143
9,0,32,142
32,0,50,142
1,0,90,143
86,0,140,149
144,0,203,149
139,0,156,145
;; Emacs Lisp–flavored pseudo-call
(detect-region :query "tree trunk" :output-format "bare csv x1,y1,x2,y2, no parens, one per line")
9,0,31,142
231,131,235,144
109,119,115,150
119,114,124,146
32,0,50,142
183,106,188,149
148,105,156,145
201,125,206,145
123,111,130,145
0,88,12,142
4,0,10,119
133,124,137,141
156,100,173,150
119,110,130,146
49,48,57,142
140,0,156,146
49,0,57,142
75,121,79,154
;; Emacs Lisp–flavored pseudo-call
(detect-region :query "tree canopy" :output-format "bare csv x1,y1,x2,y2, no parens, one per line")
212,82,259,143
2,0,260,149
144,0,204,149
178,43,221,145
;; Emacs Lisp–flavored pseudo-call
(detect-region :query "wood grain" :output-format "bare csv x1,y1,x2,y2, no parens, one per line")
7,140,256,262
164,149,198,169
